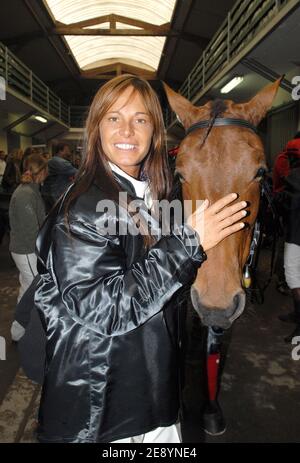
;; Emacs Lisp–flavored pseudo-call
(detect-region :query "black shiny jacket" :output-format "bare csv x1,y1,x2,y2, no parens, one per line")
34,174,205,443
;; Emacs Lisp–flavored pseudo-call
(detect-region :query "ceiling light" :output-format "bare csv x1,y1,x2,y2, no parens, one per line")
221,76,244,94
35,115,48,123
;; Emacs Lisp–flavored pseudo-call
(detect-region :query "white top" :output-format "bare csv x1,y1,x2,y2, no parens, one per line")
109,162,153,209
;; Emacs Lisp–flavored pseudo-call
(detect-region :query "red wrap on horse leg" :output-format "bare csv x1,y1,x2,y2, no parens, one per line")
207,353,220,402
202,327,226,435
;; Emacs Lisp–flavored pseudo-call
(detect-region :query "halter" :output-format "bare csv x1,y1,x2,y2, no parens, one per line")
183,116,280,296
186,118,259,136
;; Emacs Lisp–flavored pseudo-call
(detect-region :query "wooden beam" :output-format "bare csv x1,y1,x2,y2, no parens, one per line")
82,63,118,75
56,15,170,32
80,74,119,80
110,17,116,30
81,73,157,81
53,27,175,37
81,62,156,80
82,62,156,76
64,15,113,28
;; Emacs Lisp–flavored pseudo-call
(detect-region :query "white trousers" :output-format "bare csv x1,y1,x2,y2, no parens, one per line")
11,252,37,302
284,243,300,289
111,423,182,444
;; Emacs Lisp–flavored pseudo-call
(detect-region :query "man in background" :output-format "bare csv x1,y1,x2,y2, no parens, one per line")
273,132,300,297
42,142,77,208
273,132,300,193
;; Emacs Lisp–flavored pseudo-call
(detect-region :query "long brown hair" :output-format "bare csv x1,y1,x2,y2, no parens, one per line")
20,153,47,184
65,74,172,217
11,148,23,163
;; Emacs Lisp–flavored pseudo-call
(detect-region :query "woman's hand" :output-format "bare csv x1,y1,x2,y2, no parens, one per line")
187,193,247,252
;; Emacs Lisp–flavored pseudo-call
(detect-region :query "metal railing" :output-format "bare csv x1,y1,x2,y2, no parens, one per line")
0,41,70,126
0,0,297,131
165,0,296,127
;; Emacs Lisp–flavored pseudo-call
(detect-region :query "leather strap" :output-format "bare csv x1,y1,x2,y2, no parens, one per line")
186,118,258,136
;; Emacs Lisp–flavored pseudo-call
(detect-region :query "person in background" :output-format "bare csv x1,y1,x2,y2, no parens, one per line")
273,132,300,296
0,150,7,185
278,156,300,342
73,153,82,169
9,153,48,342
0,150,8,243
1,148,23,193
273,132,300,193
21,147,35,174
42,151,52,161
41,142,77,207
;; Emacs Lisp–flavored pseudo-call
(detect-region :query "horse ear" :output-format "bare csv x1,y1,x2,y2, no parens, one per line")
242,77,282,126
162,82,200,129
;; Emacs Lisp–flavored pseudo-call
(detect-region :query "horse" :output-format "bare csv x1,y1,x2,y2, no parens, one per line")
164,78,282,434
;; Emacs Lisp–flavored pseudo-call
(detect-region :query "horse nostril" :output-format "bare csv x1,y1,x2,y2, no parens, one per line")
233,293,240,308
190,288,246,329
227,292,246,322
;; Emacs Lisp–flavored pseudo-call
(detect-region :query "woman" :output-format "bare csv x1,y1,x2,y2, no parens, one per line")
9,153,48,341
34,75,247,443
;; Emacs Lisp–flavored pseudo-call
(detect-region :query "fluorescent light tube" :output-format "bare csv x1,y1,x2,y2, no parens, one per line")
35,115,48,123
221,76,244,94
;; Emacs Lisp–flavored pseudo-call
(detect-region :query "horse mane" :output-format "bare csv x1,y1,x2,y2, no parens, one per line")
210,99,227,119
200,99,228,148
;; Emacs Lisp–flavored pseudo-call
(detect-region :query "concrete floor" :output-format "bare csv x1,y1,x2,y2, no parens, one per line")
0,233,299,443
183,284,300,443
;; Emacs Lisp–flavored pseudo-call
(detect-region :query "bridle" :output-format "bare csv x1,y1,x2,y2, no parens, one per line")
186,118,258,136
183,117,281,297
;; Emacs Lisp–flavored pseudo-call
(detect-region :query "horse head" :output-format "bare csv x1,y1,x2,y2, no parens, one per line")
164,79,281,329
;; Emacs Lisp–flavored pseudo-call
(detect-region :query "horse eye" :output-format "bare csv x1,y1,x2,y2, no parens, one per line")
255,167,266,180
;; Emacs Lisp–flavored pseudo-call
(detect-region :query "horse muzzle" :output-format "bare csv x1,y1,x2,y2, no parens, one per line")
190,288,246,329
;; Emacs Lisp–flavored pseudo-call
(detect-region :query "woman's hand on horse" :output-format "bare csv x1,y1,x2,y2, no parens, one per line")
187,193,247,252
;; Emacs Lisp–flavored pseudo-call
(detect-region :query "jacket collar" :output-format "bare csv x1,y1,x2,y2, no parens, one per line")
109,162,149,199
112,171,136,198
